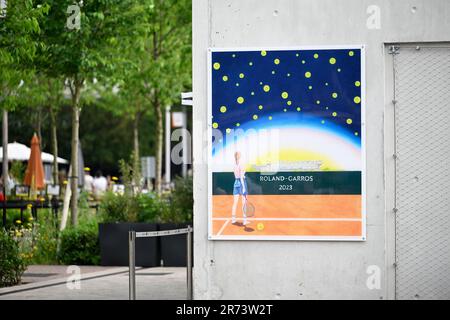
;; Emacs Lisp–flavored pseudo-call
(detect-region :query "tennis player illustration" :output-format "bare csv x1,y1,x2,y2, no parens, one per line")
232,151,255,226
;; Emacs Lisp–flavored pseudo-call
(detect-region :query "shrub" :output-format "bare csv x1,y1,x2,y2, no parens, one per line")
137,193,170,223
31,215,59,265
166,176,193,223
0,230,27,287
58,221,100,265
98,191,139,223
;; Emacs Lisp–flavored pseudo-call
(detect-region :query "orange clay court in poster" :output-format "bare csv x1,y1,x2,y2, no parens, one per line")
208,46,366,240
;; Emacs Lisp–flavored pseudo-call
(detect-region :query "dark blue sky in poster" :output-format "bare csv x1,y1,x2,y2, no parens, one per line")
211,48,362,143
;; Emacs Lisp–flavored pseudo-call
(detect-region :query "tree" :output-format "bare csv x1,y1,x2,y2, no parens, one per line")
0,0,49,193
39,0,147,225
95,83,147,189
125,0,192,194
19,75,65,184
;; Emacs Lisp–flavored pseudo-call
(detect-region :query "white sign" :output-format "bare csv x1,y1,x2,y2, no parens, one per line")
172,112,184,128
141,156,156,178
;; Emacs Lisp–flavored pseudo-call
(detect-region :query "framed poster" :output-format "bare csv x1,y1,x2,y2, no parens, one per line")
207,46,365,241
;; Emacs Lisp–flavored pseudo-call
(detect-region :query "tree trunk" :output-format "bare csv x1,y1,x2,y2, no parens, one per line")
2,109,8,194
132,113,141,191
154,97,163,195
49,106,59,185
70,79,82,226
36,107,42,149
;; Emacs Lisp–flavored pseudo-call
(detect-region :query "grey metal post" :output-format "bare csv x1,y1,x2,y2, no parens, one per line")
129,230,136,300
186,226,193,300
165,105,171,188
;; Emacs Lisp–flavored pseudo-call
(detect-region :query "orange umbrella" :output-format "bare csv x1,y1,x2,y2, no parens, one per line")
24,134,45,190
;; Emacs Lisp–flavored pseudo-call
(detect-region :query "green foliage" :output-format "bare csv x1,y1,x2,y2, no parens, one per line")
31,212,58,264
136,193,170,223
0,0,49,111
167,176,194,222
10,161,26,184
98,191,139,223
0,230,27,287
58,220,100,265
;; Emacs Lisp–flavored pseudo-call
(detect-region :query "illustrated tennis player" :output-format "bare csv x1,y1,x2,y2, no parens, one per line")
232,151,250,225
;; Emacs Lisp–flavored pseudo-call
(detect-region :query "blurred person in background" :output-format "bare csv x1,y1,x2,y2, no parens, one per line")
84,167,94,195
93,170,108,200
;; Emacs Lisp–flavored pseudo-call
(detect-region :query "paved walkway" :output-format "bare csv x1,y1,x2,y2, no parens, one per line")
0,266,187,300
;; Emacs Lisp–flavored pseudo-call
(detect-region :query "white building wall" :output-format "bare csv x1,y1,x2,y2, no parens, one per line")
192,0,450,299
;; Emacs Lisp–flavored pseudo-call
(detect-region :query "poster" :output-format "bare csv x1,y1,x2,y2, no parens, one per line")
208,46,365,240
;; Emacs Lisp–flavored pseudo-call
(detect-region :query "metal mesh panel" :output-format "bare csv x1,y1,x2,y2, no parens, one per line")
393,46,450,300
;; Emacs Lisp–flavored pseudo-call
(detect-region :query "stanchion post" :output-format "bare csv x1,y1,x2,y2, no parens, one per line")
187,225,193,300
129,230,136,300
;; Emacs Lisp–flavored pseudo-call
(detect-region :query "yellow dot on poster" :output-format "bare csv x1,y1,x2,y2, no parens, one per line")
297,107,301,111
271,70,276,74
347,118,353,124
257,223,265,231
354,96,361,104
296,53,299,57
354,132,359,136
220,106,227,113
329,57,336,64
236,123,240,127
263,85,270,92
253,114,258,120
226,128,231,134
283,108,287,112
332,92,338,98
237,96,244,104
212,122,218,128
268,116,273,120
355,81,361,87
249,62,253,66
258,105,263,110
332,112,337,117
261,50,267,56
316,100,320,105
274,58,280,65
314,53,319,59
305,71,311,78
308,85,312,90
349,51,354,56
287,100,292,106
302,60,306,64
222,75,228,81
213,62,220,70
251,91,255,96
281,91,289,99
239,73,245,79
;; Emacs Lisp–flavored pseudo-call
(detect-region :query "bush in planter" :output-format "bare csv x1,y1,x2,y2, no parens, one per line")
137,193,170,223
163,176,193,223
0,230,27,287
99,191,140,223
58,221,100,265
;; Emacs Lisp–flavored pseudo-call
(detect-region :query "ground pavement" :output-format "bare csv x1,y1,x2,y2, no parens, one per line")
0,265,187,300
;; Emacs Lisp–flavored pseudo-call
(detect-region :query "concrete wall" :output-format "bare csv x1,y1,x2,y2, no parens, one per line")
192,0,450,299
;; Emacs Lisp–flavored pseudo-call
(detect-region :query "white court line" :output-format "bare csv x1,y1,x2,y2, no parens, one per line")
216,219,231,236
212,217,362,222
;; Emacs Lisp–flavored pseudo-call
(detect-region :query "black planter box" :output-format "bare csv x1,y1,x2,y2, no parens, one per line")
159,223,192,267
99,223,159,267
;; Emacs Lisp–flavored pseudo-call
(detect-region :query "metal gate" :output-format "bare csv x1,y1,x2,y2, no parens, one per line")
392,45,450,300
